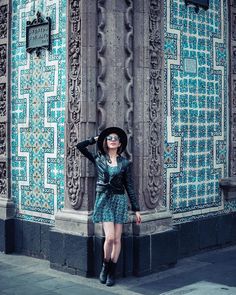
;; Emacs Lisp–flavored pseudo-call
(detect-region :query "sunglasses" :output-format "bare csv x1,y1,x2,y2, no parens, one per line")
106,135,120,142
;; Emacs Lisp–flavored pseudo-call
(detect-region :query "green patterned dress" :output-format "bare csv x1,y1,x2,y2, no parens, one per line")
92,165,129,224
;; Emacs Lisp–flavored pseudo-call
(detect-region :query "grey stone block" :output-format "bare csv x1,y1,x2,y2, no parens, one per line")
0,218,14,253
217,214,233,245
152,229,178,271
199,217,219,250
177,221,199,257
50,229,94,277
133,235,151,276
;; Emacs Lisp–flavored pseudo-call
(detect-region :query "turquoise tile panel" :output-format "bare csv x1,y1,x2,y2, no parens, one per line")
164,0,230,218
11,0,66,224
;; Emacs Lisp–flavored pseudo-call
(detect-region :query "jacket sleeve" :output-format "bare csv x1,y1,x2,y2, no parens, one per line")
123,162,140,212
76,137,96,163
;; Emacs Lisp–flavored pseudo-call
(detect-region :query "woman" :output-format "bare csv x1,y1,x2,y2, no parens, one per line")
76,127,141,287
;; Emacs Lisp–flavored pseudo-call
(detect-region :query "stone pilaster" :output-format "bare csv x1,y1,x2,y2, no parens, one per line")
229,1,236,176
51,0,176,277
0,0,15,253
54,0,97,236
51,0,97,276
131,0,172,237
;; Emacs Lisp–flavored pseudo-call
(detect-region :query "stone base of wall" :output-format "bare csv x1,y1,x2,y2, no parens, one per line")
0,219,14,253
175,213,236,258
49,228,178,277
14,219,51,259
50,229,94,277
1,213,236,276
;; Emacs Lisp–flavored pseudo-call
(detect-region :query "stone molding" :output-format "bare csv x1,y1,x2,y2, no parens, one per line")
0,4,7,40
65,0,84,210
230,1,236,176
124,0,134,160
0,83,6,116
0,1,8,198
97,0,107,133
0,0,15,219
144,0,164,209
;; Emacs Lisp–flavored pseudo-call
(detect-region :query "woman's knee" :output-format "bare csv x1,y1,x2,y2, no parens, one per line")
105,235,114,245
113,236,121,245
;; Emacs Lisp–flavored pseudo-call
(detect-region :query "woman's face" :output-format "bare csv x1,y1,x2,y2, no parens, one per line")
106,133,121,150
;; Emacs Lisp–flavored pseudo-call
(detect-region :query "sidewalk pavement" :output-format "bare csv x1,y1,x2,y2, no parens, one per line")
0,245,236,295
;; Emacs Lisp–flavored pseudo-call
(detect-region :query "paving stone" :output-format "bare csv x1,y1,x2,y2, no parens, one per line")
0,246,236,295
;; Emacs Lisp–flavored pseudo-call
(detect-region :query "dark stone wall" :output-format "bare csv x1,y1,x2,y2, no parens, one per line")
50,229,94,277
176,213,236,258
14,219,51,259
1,213,236,277
0,219,14,253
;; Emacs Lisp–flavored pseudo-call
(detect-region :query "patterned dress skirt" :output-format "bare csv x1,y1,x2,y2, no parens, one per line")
92,166,128,224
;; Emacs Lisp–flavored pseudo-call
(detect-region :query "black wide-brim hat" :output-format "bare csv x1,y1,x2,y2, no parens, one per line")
97,127,127,154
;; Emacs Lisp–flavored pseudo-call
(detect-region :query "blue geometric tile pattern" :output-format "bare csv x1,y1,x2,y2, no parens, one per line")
163,0,229,219
11,0,66,224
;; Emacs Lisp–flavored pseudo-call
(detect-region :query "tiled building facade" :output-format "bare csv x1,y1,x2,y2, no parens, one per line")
164,0,230,219
11,0,66,224
0,0,236,277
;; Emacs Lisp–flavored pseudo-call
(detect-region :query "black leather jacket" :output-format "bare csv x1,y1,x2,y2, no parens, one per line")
76,137,140,212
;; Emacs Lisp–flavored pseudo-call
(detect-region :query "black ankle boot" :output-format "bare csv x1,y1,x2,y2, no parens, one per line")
99,260,109,284
106,261,117,287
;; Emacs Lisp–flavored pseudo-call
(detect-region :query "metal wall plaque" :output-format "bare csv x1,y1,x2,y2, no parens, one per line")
26,11,51,57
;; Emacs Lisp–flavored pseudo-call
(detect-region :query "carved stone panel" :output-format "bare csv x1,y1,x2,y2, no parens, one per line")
0,122,6,155
230,6,236,176
66,0,83,209
0,83,6,116
232,13,236,40
0,1,12,210
0,45,6,77
124,0,134,160
144,0,163,209
0,5,7,40
97,0,107,132
0,161,6,195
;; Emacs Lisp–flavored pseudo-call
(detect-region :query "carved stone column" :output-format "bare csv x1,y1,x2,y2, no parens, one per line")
50,0,98,276
51,0,176,277
54,0,97,236
221,1,236,200
131,0,172,237
96,0,135,158
0,0,15,253
229,1,236,176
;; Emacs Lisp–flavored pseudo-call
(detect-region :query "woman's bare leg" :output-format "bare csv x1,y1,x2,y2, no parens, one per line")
111,223,123,263
103,222,115,261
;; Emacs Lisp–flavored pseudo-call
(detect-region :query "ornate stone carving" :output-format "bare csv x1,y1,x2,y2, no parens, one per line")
0,2,10,207
0,5,7,40
97,0,107,132
233,13,236,40
233,47,236,74
0,161,6,195
232,82,236,175
230,6,236,176
124,0,134,160
0,123,6,155
66,0,83,209
0,83,6,116
0,45,6,77
145,0,163,209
